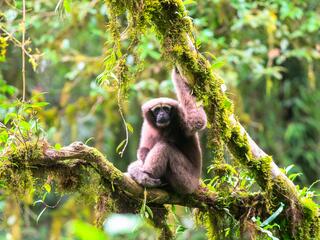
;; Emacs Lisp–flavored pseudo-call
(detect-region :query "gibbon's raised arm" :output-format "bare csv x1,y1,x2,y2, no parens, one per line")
172,68,207,136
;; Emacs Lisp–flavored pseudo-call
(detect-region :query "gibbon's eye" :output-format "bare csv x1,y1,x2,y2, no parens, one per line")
162,106,171,113
151,107,161,116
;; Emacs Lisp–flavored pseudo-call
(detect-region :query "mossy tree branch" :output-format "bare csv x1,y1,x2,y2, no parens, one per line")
3,140,269,231
5,141,265,214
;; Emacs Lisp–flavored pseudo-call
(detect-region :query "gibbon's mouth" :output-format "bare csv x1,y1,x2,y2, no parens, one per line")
156,122,170,127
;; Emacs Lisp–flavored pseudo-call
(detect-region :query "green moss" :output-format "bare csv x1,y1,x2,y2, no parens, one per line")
195,210,216,240
301,197,319,219
0,142,40,198
269,176,320,239
89,148,123,183
148,206,173,240
195,208,240,240
298,197,320,239
8,142,41,165
94,191,115,228
212,163,237,177
295,212,320,240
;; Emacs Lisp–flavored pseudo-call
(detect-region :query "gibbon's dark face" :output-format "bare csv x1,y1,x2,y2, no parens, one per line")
151,105,172,128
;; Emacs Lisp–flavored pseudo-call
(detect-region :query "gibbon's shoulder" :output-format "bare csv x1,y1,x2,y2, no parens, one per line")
141,98,179,112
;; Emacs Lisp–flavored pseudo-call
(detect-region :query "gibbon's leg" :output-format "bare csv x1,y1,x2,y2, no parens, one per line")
166,148,199,194
142,142,169,178
127,160,162,187
137,147,149,162
143,142,199,194
129,141,176,188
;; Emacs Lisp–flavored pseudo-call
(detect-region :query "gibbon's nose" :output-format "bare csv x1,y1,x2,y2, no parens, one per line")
157,114,170,124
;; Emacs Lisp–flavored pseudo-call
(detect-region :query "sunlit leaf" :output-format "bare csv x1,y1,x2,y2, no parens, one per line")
0,130,8,143
176,225,187,233
4,113,17,124
285,165,295,174
64,0,72,13
145,205,153,219
20,121,31,131
126,123,134,133
43,183,51,193
223,98,232,110
116,139,126,153
260,202,284,227
289,173,302,181
32,102,49,107
54,143,62,150
71,220,108,240
183,0,196,5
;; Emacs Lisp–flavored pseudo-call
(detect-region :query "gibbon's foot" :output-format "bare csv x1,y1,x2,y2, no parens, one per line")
138,172,163,187
125,172,168,189
127,161,163,187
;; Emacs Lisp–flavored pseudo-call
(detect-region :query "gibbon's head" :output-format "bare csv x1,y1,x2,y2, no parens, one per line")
142,98,179,129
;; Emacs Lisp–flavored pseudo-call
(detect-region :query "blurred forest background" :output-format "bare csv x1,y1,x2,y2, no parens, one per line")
0,0,319,239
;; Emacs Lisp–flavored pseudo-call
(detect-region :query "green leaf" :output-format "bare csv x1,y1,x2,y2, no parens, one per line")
64,0,72,13
126,123,134,133
223,98,232,110
32,102,49,107
6,86,16,96
116,139,126,153
20,121,31,131
183,0,196,5
260,202,284,227
139,200,146,217
71,220,108,240
148,50,161,60
0,130,8,143
176,225,187,233
263,223,280,230
145,205,153,219
225,227,231,237
54,143,62,150
289,173,302,181
285,164,295,174
85,137,94,145
211,60,225,69
4,113,17,124
43,183,51,193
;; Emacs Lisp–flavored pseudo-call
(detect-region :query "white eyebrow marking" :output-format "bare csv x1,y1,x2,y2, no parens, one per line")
151,104,172,111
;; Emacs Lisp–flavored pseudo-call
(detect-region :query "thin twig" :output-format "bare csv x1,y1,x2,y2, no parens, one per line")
117,88,129,157
21,0,26,102
0,26,33,59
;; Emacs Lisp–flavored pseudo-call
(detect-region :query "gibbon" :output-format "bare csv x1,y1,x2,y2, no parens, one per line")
127,68,207,194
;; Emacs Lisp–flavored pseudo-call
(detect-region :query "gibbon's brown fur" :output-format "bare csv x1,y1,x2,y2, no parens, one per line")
127,68,207,194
